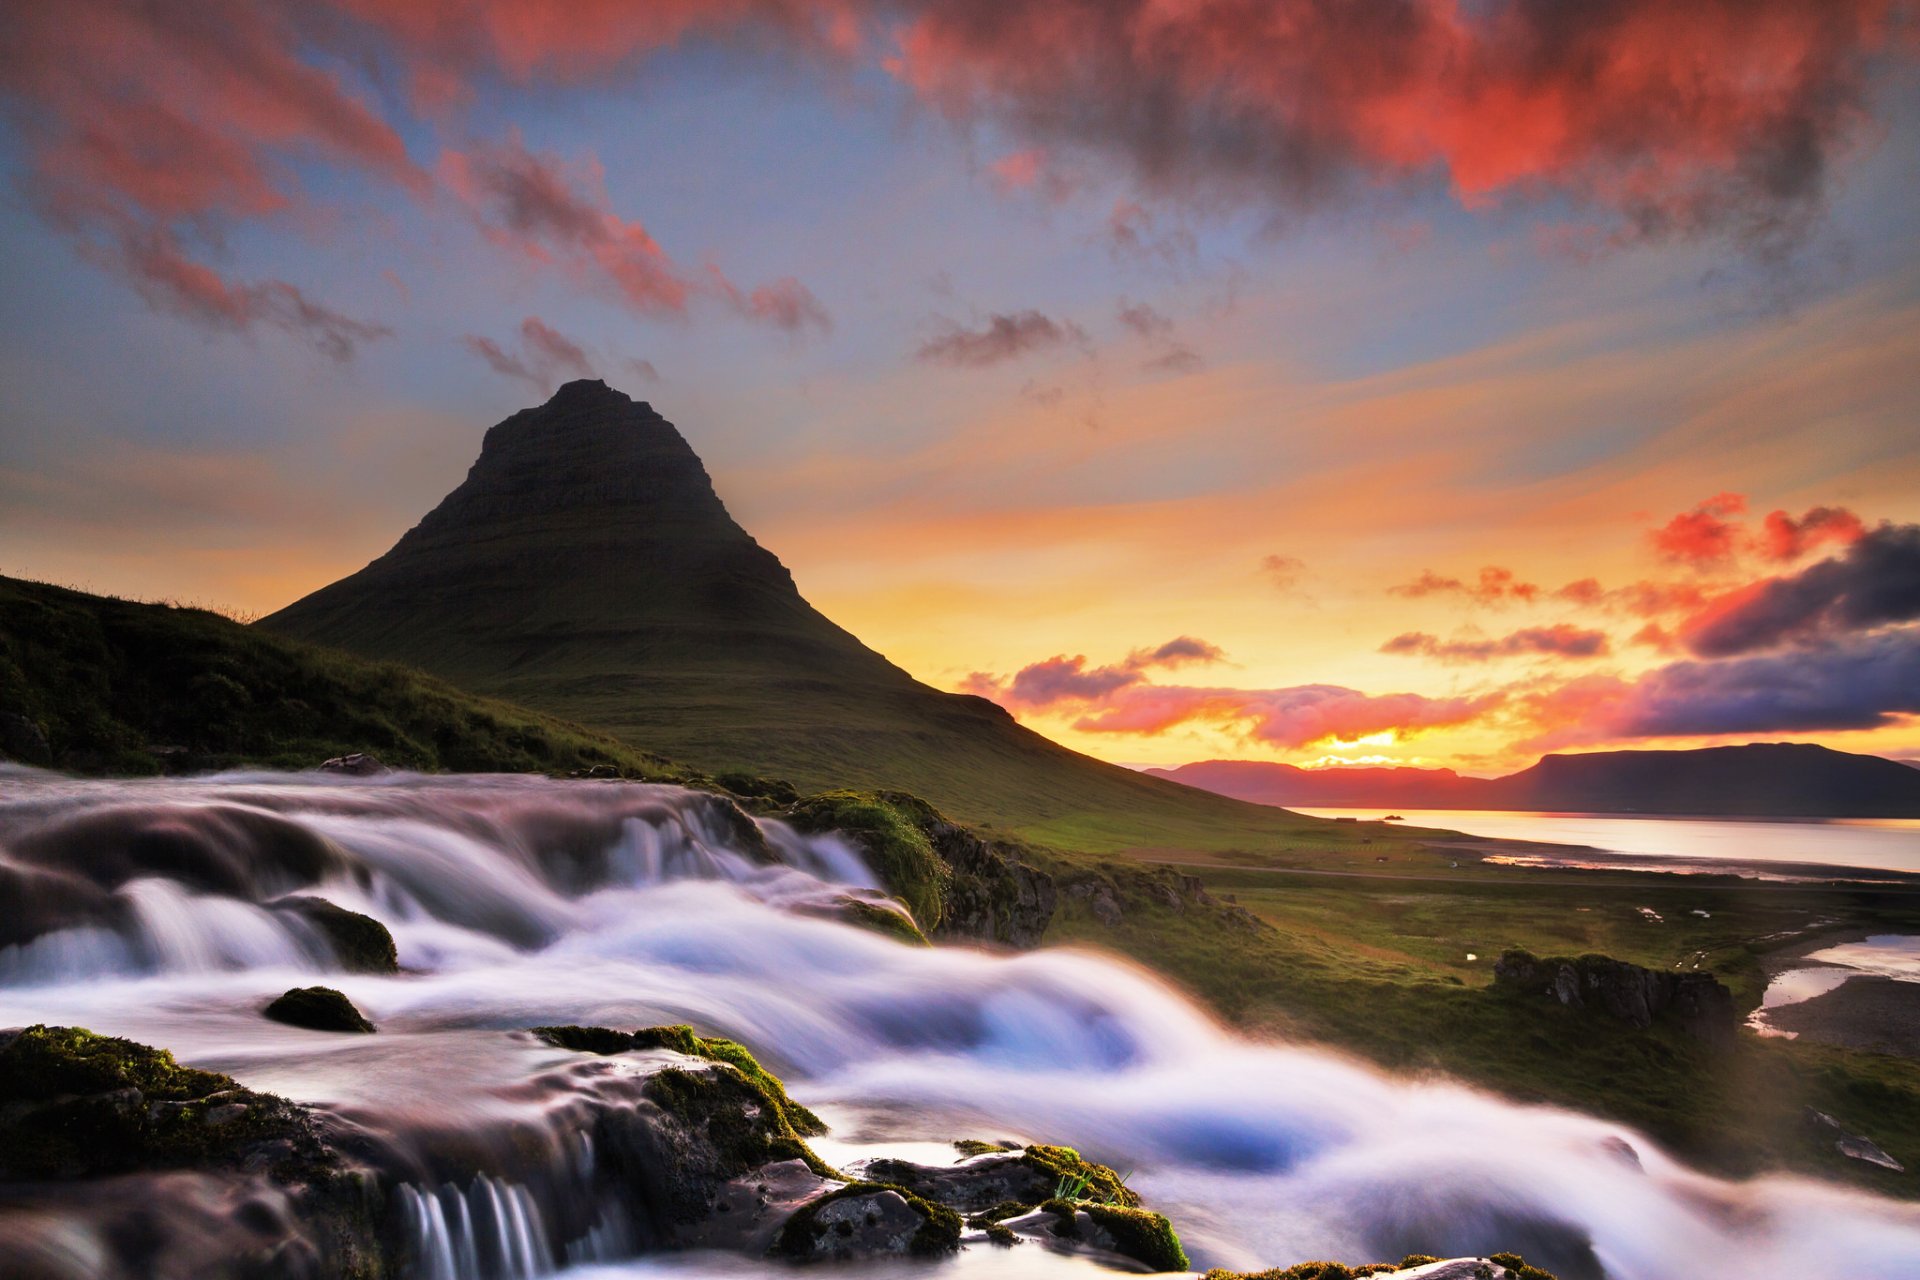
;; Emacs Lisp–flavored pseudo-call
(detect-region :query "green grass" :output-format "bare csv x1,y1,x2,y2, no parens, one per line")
1040,851,1920,1195
0,575,692,779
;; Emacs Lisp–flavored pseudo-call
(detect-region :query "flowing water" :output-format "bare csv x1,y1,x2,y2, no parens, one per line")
3,770,1919,1280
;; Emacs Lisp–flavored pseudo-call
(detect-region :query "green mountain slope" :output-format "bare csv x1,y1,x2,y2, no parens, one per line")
0,574,682,779
259,380,1335,851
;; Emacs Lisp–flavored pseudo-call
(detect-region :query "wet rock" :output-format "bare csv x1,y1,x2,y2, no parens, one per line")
263,987,376,1034
270,896,399,973
771,1182,961,1261
0,711,52,764
1492,949,1735,1039
1009,1200,1188,1272
318,752,387,776
1805,1107,1906,1171
848,1152,1054,1213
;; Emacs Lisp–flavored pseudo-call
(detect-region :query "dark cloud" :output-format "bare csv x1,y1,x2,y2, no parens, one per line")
915,310,1085,367
1103,200,1197,269
1382,625,1611,663
1116,300,1174,339
1128,636,1225,668
1519,626,1920,748
1681,523,1920,657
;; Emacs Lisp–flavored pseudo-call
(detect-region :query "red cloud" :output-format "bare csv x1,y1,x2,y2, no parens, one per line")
1650,492,1748,564
1759,505,1866,561
1070,684,1502,749
462,316,596,391
888,0,1902,249
1391,566,1540,605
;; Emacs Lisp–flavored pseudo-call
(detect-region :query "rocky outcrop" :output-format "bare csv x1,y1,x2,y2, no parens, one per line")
1061,865,1266,934
263,987,376,1034
1491,950,1735,1038
785,790,1056,946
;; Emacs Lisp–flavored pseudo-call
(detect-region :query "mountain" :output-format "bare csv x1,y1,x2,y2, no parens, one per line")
259,380,1331,850
1148,743,1920,818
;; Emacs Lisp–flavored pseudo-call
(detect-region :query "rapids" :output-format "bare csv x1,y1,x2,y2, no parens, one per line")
2,769,1917,1280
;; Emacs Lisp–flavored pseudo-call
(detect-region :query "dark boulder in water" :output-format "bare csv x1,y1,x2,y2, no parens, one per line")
771,1182,962,1261
270,896,399,973
263,986,376,1034
318,752,388,776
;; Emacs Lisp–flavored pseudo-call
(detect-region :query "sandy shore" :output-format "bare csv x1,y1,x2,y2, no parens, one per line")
1766,975,1920,1060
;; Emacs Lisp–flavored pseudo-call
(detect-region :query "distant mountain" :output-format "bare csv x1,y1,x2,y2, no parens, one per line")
1147,744,1920,818
260,380,1329,849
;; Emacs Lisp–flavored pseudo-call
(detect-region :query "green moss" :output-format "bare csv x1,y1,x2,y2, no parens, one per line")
953,1138,1022,1157
264,986,375,1034
643,1065,838,1180
983,1222,1019,1247
1081,1202,1188,1272
533,1022,827,1137
836,896,931,946
274,897,398,973
1022,1143,1140,1207
769,1181,963,1259
967,1200,1032,1224
784,791,952,929
1489,1253,1558,1280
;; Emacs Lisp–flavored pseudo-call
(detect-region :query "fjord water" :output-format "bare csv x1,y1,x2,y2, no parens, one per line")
1292,808,1920,877
4,773,1919,1280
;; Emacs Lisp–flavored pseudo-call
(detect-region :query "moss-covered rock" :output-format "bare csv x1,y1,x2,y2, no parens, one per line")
0,1026,389,1275
1075,1201,1189,1272
272,895,399,973
1022,1142,1140,1206
770,1181,962,1261
834,895,931,946
1204,1255,1554,1280
533,1022,825,1135
264,986,376,1033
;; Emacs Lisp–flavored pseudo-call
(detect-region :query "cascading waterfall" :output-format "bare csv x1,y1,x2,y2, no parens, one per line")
2,770,1919,1280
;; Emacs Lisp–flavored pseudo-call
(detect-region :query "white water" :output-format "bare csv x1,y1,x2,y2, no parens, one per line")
4,772,1919,1280
1292,807,1920,877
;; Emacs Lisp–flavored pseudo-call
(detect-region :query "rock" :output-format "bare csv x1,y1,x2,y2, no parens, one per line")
1492,949,1735,1039
318,752,387,776
270,896,399,973
262,986,376,1033
771,1183,962,1261
848,1152,1054,1213
1804,1107,1906,1171
0,711,52,765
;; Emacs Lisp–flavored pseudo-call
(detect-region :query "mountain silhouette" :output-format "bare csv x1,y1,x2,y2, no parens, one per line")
260,381,1311,843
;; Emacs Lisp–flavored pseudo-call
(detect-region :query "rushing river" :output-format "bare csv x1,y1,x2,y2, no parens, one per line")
1290,808,1920,877
3,771,1919,1280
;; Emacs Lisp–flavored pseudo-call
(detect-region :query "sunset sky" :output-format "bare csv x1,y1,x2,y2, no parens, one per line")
2,2,1918,775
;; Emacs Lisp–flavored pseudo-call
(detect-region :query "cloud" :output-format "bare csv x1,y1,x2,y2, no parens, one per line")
987,148,1076,203
1382,625,1612,663
1070,683,1504,748
1390,566,1540,604
1128,636,1225,668
965,635,1227,708
1516,626,1920,750
1116,300,1174,340
889,0,1904,253
1678,522,1920,657
705,267,833,337
461,315,596,391
1759,505,1866,561
915,310,1085,367
1261,555,1306,591
1117,298,1204,373
0,1,413,357
1649,491,1748,564
625,357,662,384
1103,199,1197,269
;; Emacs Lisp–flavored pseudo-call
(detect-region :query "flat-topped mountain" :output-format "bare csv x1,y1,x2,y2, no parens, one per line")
1148,743,1920,818
259,381,1322,847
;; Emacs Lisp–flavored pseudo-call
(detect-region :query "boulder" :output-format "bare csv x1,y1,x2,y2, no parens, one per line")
270,896,399,973
263,987,376,1033
0,711,51,765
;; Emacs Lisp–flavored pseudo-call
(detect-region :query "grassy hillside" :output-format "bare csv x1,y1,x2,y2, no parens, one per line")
256,379,1367,855
0,575,686,778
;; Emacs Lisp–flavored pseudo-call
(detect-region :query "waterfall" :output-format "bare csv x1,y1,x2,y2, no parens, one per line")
3,770,1918,1280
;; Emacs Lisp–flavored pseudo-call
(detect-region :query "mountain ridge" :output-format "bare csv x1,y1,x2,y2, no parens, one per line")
258,380,1334,849
1146,743,1920,818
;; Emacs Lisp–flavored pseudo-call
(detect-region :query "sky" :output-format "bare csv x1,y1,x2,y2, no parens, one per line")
2,1,1919,777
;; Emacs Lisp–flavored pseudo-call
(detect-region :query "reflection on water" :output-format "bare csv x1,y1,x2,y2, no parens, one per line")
1291,808,1920,876
1749,935,1920,1038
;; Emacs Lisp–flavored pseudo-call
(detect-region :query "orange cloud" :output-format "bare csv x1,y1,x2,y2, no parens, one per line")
1391,565,1540,605
1650,492,1748,564
1759,505,1866,561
